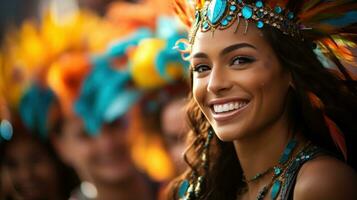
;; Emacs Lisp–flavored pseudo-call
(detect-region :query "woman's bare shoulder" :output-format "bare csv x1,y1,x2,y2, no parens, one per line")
293,155,357,200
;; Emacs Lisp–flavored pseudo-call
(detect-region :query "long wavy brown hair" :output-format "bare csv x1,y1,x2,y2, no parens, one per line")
165,25,357,200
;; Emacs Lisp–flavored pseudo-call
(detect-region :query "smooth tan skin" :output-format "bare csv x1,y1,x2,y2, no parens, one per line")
53,115,152,200
191,20,357,200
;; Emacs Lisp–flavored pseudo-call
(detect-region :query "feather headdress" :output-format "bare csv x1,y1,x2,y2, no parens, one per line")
174,0,357,66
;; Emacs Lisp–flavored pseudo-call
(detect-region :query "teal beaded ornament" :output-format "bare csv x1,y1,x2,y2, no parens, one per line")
178,128,214,200
189,0,299,44
243,139,297,184
255,139,298,200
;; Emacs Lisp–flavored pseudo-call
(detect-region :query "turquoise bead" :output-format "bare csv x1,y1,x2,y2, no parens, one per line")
288,12,294,19
242,5,253,19
207,0,227,24
274,6,282,14
255,1,263,8
227,16,233,20
221,19,229,26
256,20,264,28
203,21,210,30
0,120,13,141
279,139,297,164
230,5,237,11
178,180,190,198
274,167,282,176
271,180,282,200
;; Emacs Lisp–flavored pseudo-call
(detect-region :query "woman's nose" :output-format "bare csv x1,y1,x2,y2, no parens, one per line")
207,65,233,94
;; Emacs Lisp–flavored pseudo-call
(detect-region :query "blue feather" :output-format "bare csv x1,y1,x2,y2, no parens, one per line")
322,11,357,27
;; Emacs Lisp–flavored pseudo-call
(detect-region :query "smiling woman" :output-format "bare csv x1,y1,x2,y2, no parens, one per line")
166,0,357,200
191,23,292,143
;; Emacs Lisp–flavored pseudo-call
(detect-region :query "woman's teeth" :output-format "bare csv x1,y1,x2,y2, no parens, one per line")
213,101,248,113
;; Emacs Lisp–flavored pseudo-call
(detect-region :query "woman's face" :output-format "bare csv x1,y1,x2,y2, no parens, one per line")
57,115,134,184
2,135,59,200
191,21,291,141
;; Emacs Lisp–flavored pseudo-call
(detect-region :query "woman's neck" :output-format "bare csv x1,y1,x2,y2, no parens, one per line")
233,110,297,198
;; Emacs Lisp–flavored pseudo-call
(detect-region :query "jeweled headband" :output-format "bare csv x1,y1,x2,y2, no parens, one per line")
189,0,300,44
174,0,357,69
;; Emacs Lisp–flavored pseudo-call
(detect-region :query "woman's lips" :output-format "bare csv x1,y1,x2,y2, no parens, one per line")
209,99,250,123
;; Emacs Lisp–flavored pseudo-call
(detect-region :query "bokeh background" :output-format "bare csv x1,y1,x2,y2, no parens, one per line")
1,1,356,200
0,0,190,199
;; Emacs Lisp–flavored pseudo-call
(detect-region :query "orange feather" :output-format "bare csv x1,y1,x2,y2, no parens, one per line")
308,92,348,160
323,115,348,160
308,92,324,109
174,0,195,28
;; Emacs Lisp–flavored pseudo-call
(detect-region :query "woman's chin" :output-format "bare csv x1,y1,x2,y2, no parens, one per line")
212,125,247,142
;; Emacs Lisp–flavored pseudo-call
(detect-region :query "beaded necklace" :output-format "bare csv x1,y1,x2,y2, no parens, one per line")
255,141,311,200
243,139,297,184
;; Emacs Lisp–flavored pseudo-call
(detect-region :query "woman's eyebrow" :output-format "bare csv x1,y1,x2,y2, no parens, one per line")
191,43,256,59
192,52,209,59
220,43,257,56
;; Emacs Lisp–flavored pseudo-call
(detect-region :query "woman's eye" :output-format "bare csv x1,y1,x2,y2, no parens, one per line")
231,56,255,66
193,64,211,73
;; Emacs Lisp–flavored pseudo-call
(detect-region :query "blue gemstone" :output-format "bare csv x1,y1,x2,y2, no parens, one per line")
221,19,229,26
256,20,264,28
288,12,294,19
203,22,210,30
178,180,190,198
242,6,253,19
227,16,233,20
271,180,282,200
279,139,297,164
274,167,282,176
0,120,13,141
207,0,227,25
255,1,263,8
230,5,237,11
274,6,282,14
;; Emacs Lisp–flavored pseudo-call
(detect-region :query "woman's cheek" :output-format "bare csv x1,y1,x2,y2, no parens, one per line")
192,77,205,106
249,64,275,91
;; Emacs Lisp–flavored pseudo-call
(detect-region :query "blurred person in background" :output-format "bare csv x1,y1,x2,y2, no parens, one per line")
1,0,190,199
53,113,157,200
0,85,78,200
1,117,71,200
49,51,158,200
137,83,190,200
160,96,188,175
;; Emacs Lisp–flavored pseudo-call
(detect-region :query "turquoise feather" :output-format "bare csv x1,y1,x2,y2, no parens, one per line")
322,11,357,27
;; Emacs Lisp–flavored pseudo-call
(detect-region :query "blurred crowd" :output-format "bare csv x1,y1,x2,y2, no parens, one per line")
0,0,190,199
